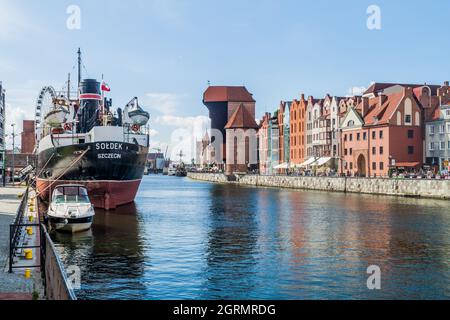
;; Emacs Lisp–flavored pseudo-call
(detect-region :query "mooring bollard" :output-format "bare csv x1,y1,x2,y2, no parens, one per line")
28,215,34,222
24,269,31,279
27,227,34,236
24,249,33,260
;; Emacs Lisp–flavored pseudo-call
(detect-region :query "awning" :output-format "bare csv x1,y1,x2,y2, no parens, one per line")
298,158,319,168
274,163,289,169
393,162,421,168
312,157,333,167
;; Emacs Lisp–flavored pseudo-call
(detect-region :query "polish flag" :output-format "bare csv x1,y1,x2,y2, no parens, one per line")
101,81,111,92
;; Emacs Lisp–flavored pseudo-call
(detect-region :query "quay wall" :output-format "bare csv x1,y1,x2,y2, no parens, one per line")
187,173,450,200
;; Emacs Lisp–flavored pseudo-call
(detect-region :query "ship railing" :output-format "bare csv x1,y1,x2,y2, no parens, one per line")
122,124,150,144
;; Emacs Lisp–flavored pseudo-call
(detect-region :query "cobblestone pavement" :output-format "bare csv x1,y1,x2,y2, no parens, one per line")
0,187,33,298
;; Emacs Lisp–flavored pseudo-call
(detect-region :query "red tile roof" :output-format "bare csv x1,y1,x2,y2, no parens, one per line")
364,82,440,96
359,92,404,125
203,86,255,103
225,104,259,129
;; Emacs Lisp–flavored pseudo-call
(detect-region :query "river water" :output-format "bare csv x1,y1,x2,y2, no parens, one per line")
52,175,450,300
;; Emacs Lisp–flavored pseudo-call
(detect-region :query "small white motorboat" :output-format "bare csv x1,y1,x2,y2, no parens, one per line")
47,185,95,233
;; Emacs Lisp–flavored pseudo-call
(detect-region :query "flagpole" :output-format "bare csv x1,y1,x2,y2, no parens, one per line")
101,74,105,126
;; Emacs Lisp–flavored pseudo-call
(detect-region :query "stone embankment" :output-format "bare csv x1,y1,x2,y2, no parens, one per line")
187,173,450,200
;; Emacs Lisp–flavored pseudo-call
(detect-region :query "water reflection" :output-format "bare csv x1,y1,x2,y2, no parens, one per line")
53,176,450,300
53,202,146,300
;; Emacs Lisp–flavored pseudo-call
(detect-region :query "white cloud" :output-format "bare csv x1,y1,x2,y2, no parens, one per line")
143,93,181,115
0,1,44,41
347,82,375,96
154,115,211,163
149,128,159,137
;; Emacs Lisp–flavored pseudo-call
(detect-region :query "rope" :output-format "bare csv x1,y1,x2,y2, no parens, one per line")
36,147,90,197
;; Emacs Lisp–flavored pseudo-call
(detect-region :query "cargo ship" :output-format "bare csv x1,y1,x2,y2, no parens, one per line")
35,49,150,210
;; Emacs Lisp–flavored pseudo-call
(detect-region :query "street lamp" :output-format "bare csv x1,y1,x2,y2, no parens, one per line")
11,123,16,185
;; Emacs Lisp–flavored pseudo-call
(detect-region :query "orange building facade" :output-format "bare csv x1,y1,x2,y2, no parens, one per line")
289,94,307,165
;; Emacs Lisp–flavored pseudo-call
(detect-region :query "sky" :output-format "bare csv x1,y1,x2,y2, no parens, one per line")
1,0,449,158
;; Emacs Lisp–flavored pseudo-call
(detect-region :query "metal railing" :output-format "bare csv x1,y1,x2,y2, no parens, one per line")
8,188,77,300
8,187,41,273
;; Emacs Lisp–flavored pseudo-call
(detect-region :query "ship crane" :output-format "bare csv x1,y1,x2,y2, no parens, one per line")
177,150,185,164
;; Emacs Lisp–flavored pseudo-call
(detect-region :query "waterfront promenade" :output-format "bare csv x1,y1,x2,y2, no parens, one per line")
0,186,33,300
188,173,450,200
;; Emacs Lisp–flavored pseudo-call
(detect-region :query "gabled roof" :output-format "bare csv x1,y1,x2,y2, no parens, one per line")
359,92,405,125
203,86,255,103
225,104,259,129
341,107,365,128
364,82,440,96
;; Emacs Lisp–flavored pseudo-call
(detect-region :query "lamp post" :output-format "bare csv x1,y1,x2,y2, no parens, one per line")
11,123,16,185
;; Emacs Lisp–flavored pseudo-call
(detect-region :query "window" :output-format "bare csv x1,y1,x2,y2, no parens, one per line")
429,126,435,134
347,120,355,127
363,132,367,140
357,133,361,141
372,131,376,140
447,124,450,132
408,130,414,139
448,141,450,150
408,146,414,155
350,148,353,155
344,134,347,141
350,162,353,170
380,162,384,171
372,162,377,170
380,146,384,155
344,149,348,156
372,147,376,155
440,125,445,134
430,142,435,151
405,115,412,124
349,134,353,141
379,131,384,139
447,110,450,116
441,141,446,150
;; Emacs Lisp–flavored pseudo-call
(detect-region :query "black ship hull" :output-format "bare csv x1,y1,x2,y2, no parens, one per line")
37,141,148,209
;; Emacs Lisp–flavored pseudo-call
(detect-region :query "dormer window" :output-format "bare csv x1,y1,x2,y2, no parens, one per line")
405,115,412,124
347,120,355,127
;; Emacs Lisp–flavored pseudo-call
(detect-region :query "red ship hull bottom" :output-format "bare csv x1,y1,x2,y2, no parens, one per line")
37,179,142,210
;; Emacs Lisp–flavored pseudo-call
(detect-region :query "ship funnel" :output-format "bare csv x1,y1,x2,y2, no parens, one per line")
77,79,101,133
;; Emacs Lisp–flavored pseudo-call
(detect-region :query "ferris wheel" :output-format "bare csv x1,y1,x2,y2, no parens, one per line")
35,86,58,141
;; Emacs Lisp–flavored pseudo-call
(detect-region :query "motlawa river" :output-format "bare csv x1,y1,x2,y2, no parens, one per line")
52,175,450,300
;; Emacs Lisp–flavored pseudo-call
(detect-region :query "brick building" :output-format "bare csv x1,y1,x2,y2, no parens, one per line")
203,86,256,168
341,86,423,177
225,104,259,174
289,94,307,165
21,120,36,154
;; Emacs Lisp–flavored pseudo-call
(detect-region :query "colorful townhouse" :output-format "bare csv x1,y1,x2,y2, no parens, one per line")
257,112,280,175
277,101,291,166
424,82,450,172
289,94,308,165
341,86,424,177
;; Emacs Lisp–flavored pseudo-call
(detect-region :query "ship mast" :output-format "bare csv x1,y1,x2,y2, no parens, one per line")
67,73,71,100
77,48,82,96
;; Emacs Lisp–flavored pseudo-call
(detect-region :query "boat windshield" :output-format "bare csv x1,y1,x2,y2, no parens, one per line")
53,186,90,204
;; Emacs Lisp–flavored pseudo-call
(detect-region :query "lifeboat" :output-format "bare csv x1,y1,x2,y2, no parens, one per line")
44,106,70,127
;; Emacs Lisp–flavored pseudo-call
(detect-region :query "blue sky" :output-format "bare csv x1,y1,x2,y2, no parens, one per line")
1,0,449,155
